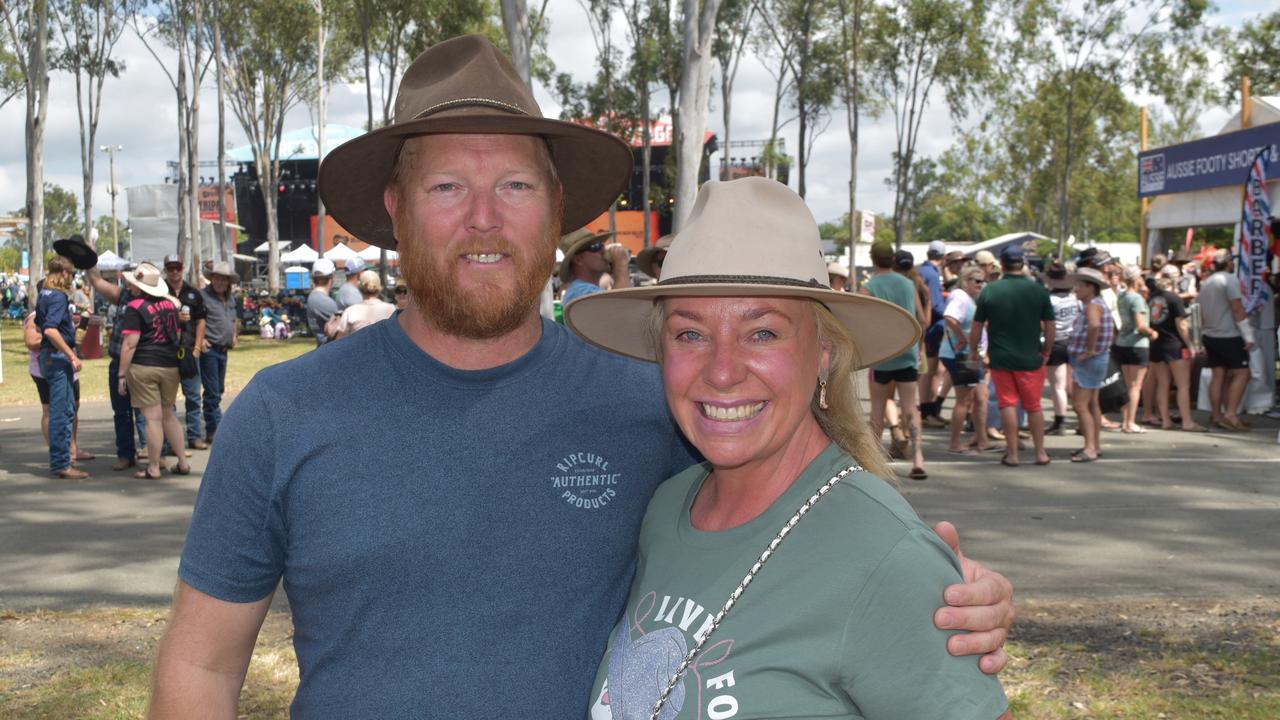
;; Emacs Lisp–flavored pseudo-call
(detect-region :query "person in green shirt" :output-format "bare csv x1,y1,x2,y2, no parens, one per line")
969,244,1055,467
567,178,1012,720
1114,266,1159,433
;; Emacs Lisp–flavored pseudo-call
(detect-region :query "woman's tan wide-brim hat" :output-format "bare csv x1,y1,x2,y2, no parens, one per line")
565,177,920,369
1069,267,1108,289
319,34,633,250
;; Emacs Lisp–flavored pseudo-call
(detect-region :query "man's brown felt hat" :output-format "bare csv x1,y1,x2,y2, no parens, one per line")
319,34,633,250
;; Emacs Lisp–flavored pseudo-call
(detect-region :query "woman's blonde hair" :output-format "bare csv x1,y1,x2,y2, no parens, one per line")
357,269,383,296
44,256,73,292
958,264,985,288
646,299,892,480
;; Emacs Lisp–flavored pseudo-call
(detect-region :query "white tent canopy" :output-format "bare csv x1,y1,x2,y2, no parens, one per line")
324,242,358,262
356,245,398,261
95,250,129,270
280,244,319,263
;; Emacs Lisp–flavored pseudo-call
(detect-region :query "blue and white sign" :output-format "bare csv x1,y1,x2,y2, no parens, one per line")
1138,122,1280,197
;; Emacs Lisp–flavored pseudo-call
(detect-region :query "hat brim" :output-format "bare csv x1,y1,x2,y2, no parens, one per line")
565,283,921,370
558,230,615,284
123,275,171,299
319,114,634,250
1068,273,1106,288
53,239,99,270
636,246,667,279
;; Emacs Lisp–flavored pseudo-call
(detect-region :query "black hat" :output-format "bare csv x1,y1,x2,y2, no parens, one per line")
52,234,98,270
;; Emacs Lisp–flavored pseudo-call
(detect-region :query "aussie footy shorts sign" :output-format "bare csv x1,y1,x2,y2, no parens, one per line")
1138,122,1280,197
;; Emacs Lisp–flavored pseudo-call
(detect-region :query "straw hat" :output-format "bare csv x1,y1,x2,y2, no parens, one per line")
203,261,237,279
124,262,174,299
826,261,850,279
1070,267,1108,289
636,234,674,279
318,34,632,250
565,178,920,368
558,228,616,284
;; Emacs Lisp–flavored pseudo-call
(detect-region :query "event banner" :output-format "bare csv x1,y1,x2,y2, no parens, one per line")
1138,122,1280,197
1237,146,1273,315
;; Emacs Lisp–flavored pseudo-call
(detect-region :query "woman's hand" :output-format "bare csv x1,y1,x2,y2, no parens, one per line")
932,521,1015,675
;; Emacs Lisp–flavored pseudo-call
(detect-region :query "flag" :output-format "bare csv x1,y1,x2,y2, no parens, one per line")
1237,147,1274,314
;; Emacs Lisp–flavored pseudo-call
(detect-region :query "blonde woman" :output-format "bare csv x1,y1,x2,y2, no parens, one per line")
1114,266,1158,433
34,257,88,479
326,270,396,340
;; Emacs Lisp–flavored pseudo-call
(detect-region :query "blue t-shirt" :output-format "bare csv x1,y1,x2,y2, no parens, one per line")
36,288,75,352
917,261,945,323
561,278,602,305
179,314,698,717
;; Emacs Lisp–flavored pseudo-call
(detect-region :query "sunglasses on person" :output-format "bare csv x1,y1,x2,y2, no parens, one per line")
395,287,408,295
583,242,605,253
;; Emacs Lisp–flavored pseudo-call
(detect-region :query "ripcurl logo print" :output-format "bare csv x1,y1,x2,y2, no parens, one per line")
551,451,622,510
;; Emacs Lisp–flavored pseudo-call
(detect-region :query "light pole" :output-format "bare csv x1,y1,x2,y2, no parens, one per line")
98,144,123,256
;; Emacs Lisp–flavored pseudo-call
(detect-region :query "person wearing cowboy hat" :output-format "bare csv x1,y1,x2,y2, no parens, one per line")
150,35,1014,718
558,227,631,304
117,262,193,480
826,260,851,292
197,262,239,444
1065,267,1116,462
87,262,154,470
636,233,674,282
567,178,1010,719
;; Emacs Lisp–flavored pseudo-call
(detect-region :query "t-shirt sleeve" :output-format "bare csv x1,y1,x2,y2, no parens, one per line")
943,293,967,323
39,292,69,331
178,381,287,602
121,302,144,335
1224,276,1243,303
1170,294,1186,320
838,529,1008,720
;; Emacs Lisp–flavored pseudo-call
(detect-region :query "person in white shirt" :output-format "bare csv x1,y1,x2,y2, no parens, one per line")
326,270,396,340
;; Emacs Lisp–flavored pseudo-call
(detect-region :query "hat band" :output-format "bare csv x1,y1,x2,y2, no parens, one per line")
657,274,830,290
414,97,528,120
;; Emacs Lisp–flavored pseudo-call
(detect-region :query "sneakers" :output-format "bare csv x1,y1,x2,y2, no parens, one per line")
55,467,90,480
188,439,210,450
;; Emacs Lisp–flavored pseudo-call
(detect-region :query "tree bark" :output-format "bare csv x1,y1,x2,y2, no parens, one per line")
672,0,721,231
25,0,50,301
500,0,531,88
188,0,203,282
215,0,229,260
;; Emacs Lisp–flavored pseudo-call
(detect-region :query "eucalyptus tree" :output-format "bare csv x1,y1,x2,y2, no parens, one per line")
1009,0,1207,255
711,0,754,181
220,0,317,292
749,2,795,182
52,0,142,242
1,0,53,297
867,0,989,246
1220,10,1279,100
833,0,880,266
670,0,722,230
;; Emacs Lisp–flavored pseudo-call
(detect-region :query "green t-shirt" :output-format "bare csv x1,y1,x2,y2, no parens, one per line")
864,272,920,371
972,274,1054,371
586,443,1008,720
1115,291,1149,348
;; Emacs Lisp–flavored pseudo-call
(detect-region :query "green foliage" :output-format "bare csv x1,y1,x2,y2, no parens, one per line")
0,42,22,107
7,183,81,247
1221,9,1280,100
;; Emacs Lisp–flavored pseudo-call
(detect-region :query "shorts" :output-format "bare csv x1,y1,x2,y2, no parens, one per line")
32,376,80,406
1150,339,1186,363
1112,346,1149,366
942,356,986,388
990,367,1045,412
924,321,945,358
872,366,920,385
127,364,180,409
1070,352,1111,390
1202,335,1249,369
1046,341,1070,367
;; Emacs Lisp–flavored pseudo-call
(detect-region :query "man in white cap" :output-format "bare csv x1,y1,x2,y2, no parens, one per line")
336,256,366,310
150,35,1014,719
305,258,339,346
197,262,239,444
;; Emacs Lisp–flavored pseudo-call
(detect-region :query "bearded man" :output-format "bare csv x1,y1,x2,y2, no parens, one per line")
149,35,1015,718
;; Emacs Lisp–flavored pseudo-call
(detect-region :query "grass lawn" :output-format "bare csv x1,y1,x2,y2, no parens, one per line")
0,320,312,407
0,600,1276,718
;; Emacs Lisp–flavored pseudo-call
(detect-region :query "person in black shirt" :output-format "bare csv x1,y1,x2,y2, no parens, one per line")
163,254,208,450
119,263,192,479
1147,275,1205,432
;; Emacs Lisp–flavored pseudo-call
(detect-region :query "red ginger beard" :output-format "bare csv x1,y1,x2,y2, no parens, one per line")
395,205,560,340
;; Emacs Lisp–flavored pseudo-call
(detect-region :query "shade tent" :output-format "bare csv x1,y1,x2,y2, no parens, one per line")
280,244,320,263
95,250,129,271
356,245,398,262
324,243,358,262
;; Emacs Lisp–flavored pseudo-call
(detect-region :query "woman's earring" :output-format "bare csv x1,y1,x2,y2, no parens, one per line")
818,379,829,410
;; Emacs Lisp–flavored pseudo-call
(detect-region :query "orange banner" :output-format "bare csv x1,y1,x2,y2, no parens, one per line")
582,210,660,255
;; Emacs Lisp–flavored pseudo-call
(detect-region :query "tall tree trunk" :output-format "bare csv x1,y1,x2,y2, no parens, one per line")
361,0,373,131
25,0,50,301
719,59,731,181
766,66,787,180
315,0,327,251
500,0,531,88
641,83,652,247
175,1,190,262
840,0,863,281
188,0,203,282
215,0,229,261
1057,74,1076,257
73,60,93,239
673,0,721,230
